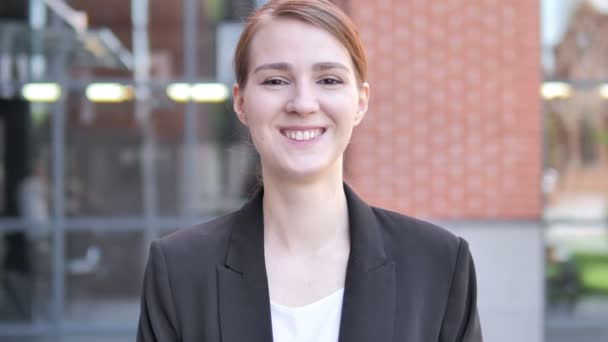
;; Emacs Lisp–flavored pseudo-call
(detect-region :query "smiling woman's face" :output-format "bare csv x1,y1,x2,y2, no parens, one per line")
233,18,369,182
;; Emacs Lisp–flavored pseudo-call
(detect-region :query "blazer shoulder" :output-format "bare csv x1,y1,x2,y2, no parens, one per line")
370,206,464,265
371,206,460,243
153,211,238,265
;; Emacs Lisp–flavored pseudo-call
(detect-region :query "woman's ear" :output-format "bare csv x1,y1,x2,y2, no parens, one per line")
354,82,370,125
233,83,248,126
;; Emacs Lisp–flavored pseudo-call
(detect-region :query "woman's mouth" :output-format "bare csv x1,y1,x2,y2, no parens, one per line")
280,128,326,141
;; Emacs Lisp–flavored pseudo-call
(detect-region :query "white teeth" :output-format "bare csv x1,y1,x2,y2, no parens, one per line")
283,128,323,141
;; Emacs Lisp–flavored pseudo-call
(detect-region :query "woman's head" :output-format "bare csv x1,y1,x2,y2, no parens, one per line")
232,0,370,182
234,0,367,87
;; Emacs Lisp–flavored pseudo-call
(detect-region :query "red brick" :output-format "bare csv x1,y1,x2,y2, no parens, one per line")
345,0,541,219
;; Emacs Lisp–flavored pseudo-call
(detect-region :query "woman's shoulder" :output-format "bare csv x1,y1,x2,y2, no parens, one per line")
371,206,459,242
369,205,467,264
151,210,240,263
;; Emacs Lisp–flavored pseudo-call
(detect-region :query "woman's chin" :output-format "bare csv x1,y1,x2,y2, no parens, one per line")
266,159,338,182
279,167,326,182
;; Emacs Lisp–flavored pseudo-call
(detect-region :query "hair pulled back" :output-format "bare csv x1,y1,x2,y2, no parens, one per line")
233,0,367,87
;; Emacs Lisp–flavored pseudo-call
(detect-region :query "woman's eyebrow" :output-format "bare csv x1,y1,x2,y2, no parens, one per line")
254,62,291,73
312,62,350,72
253,62,350,73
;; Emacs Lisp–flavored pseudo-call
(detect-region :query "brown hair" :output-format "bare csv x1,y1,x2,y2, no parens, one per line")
233,0,367,87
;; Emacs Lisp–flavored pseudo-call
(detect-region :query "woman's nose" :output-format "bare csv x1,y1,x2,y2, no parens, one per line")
286,84,320,115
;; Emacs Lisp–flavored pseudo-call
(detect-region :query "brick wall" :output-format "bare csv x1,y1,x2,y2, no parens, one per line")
345,0,541,219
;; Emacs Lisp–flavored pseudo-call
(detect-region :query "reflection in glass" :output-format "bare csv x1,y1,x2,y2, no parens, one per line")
543,0,608,340
0,98,53,324
0,118,4,213
167,102,258,216
192,102,257,215
0,0,261,339
0,230,53,322
64,94,257,218
65,231,142,323
65,93,144,217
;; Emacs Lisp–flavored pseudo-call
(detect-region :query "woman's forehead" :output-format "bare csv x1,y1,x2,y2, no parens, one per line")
248,18,354,71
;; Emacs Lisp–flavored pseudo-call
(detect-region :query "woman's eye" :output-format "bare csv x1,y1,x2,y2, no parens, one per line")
319,78,342,85
262,79,288,86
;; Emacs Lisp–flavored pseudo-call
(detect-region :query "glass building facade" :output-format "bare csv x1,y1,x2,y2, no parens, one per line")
542,0,608,341
0,0,258,340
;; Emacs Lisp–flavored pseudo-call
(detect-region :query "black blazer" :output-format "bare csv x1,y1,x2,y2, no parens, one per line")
137,184,482,342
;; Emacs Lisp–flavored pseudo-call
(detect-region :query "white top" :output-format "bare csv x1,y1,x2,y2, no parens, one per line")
270,288,344,342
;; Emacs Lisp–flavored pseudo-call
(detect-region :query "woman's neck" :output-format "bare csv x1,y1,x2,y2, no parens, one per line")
261,171,349,255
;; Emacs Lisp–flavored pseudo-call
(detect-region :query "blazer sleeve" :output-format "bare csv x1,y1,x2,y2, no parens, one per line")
439,238,483,342
137,240,180,342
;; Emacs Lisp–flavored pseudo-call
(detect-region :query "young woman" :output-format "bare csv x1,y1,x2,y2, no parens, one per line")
137,1,482,341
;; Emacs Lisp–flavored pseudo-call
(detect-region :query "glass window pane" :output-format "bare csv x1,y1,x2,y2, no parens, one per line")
147,1,184,78
0,229,54,323
156,102,257,217
64,231,143,323
0,118,4,214
0,99,53,325
149,107,184,217
0,338,52,342
62,337,134,342
65,93,144,217
542,1,608,340
190,102,257,215
197,0,256,79
543,88,608,208
545,223,608,341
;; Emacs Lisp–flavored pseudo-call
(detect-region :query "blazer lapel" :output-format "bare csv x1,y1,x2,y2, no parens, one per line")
216,184,397,342
338,184,396,342
217,189,273,342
